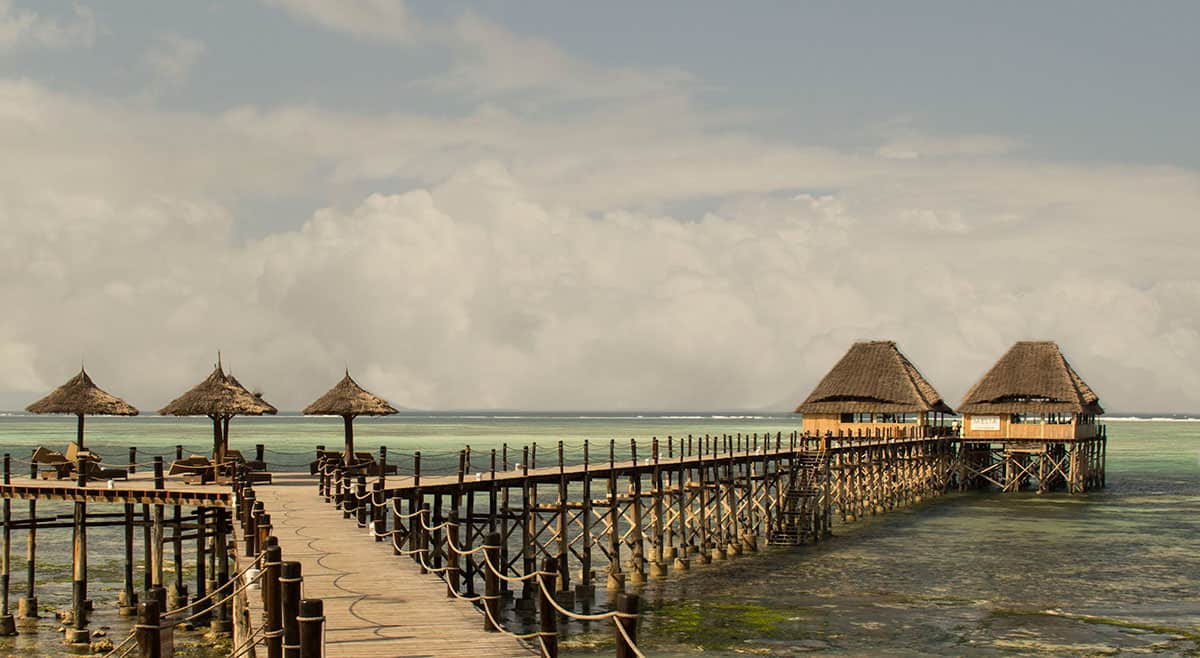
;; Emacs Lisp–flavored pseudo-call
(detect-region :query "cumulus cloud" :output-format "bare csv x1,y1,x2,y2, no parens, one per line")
0,0,96,52
2,74,1200,413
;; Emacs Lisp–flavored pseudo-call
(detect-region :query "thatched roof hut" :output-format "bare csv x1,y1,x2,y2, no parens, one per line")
958,341,1103,415
797,341,953,414
159,360,276,460
303,371,397,460
26,368,138,449
796,341,951,434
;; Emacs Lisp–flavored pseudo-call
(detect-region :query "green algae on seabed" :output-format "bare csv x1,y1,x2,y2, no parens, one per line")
562,600,808,653
653,600,806,650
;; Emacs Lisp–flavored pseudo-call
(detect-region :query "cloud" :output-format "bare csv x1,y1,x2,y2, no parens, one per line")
2,77,1200,412
261,0,419,43
261,0,692,102
0,0,96,52
144,33,206,89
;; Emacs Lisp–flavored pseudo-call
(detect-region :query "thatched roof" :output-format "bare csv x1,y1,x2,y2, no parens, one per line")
226,372,279,415
26,368,138,416
958,341,1103,415
159,364,277,417
796,341,953,415
303,372,397,417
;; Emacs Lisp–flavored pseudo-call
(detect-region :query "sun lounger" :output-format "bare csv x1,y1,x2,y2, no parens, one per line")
33,444,127,481
169,455,216,484
32,446,73,480
346,451,398,477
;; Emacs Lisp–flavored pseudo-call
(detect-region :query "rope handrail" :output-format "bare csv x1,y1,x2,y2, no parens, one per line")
100,628,138,657
228,622,267,658
161,552,265,620
612,615,647,658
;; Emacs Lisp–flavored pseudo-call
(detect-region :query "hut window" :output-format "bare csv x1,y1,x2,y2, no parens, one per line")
1045,413,1072,425
1011,413,1043,424
840,413,874,423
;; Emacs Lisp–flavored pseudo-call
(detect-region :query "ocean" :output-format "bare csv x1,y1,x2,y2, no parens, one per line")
0,414,1196,656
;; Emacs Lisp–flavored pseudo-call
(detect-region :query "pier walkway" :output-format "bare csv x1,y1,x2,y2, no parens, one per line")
254,472,532,658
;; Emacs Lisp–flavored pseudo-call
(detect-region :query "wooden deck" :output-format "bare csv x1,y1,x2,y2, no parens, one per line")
253,472,533,658
0,470,232,506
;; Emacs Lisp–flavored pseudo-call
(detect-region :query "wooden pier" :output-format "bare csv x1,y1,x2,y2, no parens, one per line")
0,422,1106,657
243,472,531,657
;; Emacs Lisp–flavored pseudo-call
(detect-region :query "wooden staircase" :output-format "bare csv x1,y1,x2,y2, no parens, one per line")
769,452,825,546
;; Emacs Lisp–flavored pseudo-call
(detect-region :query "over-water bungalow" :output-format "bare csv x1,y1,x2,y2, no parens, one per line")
958,341,1103,440
795,341,954,437
956,340,1106,493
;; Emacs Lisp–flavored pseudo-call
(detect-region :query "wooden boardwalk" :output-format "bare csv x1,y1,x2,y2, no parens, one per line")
254,472,533,658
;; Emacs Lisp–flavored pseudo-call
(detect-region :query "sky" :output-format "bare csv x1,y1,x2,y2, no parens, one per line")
1,1,1198,413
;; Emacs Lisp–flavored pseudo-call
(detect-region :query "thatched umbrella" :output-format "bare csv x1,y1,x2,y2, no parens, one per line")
158,359,276,462
303,371,397,461
26,368,138,449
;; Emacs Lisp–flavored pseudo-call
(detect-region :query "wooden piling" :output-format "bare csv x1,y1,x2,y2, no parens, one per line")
0,455,15,636
614,592,639,658
297,598,324,658
538,557,559,658
66,454,89,645
18,455,37,620
280,561,302,658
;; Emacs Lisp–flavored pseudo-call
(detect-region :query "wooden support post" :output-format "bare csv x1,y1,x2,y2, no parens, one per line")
264,543,283,658
67,453,89,645
539,557,559,658
169,494,187,611
192,506,208,623
119,502,138,616
578,440,594,600
520,446,534,602
628,439,646,585
136,598,163,658
298,598,324,658
650,440,667,580
142,503,153,593
152,458,165,589
0,455,14,636
19,454,38,620
281,561,302,658
614,592,640,658
606,438,623,591
556,441,570,593
212,507,232,634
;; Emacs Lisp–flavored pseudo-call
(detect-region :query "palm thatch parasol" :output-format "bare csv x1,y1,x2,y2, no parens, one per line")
303,371,397,461
158,358,276,462
26,368,139,449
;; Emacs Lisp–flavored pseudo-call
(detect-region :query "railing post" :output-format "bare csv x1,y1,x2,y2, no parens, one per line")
446,510,460,597
614,592,640,658
418,503,431,574
298,598,325,658
372,481,385,542
264,544,283,658
538,557,558,658
136,598,163,658
356,473,368,528
483,533,500,632
281,561,302,658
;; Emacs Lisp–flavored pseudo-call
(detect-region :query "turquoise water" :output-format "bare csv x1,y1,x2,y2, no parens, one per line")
0,415,1196,656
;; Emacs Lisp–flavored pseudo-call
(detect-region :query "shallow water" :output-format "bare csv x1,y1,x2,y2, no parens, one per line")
0,415,1195,656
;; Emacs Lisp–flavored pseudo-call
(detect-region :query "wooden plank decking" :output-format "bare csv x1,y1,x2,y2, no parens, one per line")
254,472,533,658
